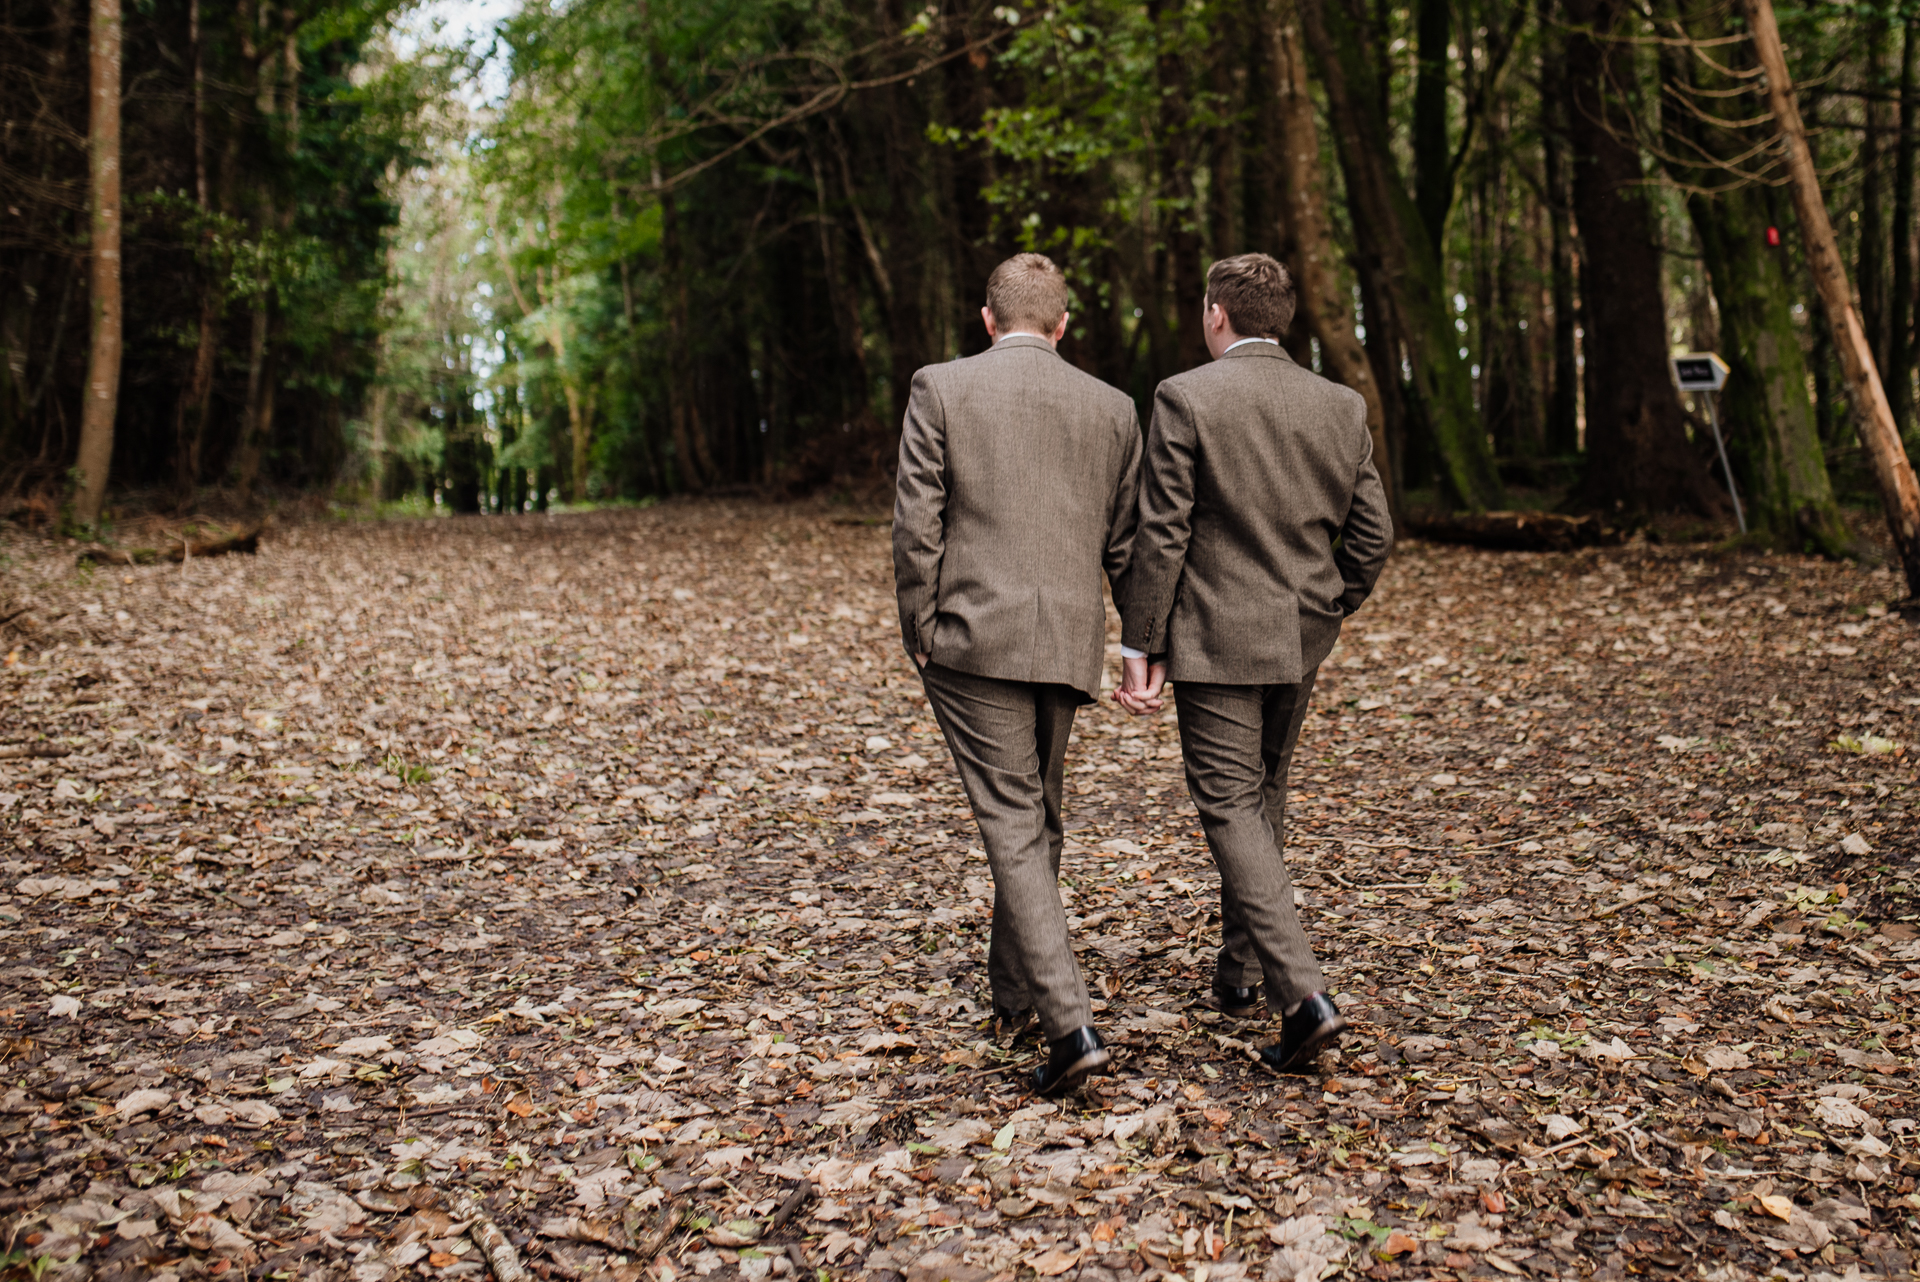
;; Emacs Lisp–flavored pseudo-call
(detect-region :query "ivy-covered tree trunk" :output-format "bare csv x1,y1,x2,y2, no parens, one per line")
1297,0,1504,512
1659,4,1853,554
1743,0,1920,596
1690,188,1855,554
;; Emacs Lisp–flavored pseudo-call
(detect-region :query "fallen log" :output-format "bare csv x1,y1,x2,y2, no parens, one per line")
77,523,263,568
1407,510,1626,552
0,743,69,760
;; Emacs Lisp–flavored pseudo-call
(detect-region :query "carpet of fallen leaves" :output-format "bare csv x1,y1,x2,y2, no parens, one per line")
1,501,1919,1282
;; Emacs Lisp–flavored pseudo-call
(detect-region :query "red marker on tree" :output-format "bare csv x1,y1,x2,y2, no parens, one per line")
1766,226,1782,246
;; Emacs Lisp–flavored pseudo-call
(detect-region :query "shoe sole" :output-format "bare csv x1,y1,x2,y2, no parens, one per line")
1215,1001,1263,1020
1262,1015,1349,1074
1036,1047,1112,1098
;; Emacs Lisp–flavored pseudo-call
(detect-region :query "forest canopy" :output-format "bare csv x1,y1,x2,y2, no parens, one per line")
7,0,1920,561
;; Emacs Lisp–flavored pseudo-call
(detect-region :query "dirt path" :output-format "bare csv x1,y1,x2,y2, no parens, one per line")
0,503,1915,1282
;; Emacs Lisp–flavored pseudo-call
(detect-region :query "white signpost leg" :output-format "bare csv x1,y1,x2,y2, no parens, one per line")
1703,391,1746,535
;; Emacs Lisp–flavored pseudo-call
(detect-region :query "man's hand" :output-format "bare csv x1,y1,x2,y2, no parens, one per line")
1113,655,1167,715
914,653,929,669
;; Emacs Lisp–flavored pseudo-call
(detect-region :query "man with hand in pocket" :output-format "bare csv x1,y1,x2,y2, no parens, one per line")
1116,253,1392,1075
893,252,1142,1098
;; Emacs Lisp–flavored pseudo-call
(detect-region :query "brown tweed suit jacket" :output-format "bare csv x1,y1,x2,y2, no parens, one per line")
893,335,1143,702
1120,342,1392,684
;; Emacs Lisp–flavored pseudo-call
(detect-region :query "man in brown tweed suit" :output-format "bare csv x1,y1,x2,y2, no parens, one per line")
1117,253,1392,1074
893,253,1142,1097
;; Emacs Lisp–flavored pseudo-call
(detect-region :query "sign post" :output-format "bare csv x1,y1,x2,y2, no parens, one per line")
1671,352,1743,535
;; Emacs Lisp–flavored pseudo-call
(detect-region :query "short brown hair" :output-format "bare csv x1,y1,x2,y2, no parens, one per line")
1205,253,1295,339
986,253,1071,333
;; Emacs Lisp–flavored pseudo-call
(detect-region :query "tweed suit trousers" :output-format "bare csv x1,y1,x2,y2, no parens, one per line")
1174,670,1327,1010
919,661,1093,1039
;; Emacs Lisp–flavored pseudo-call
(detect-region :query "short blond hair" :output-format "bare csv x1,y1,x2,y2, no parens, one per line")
985,253,1070,333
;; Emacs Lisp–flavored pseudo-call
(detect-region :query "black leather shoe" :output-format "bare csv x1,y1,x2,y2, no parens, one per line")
1033,1027,1111,1098
1256,992,1348,1074
1211,979,1263,1020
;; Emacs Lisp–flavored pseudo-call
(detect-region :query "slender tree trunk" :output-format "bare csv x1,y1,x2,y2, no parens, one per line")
234,286,270,493
1412,0,1450,249
73,0,121,527
657,179,711,491
1265,0,1397,519
1864,23,1892,374
1565,0,1724,515
1540,2,1581,457
172,0,218,504
237,334,278,495
173,294,219,499
615,255,666,493
367,381,389,500
1210,16,1244,257
1891,20,1918,436
1743,0,1920,594
1297,0,1505,510
805,142,874,417
233,4,279,503
1151,0,1210,374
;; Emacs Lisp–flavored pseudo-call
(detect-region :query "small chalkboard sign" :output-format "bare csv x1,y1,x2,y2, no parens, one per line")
1671,352,1729,391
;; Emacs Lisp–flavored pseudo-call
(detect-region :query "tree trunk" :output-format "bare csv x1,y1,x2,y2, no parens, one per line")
1540,0,1581,457
1265,0,1397,519
658,180,709,491
1564,0,1724,516
1411,0,1450,249
1690,188,1854,554
1152,0,1211,375
1863,23,1892,374
1891,20,1918,436
73,0,121,528
806,141,874,420
233,285,270,494
172,294,219,499
1297,0,1505,511
1742,0,1920,594
171,0,217,504
1658,2,1852,554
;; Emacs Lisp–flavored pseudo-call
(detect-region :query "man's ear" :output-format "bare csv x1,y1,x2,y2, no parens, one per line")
1050,312,1070,345
981,306,999,342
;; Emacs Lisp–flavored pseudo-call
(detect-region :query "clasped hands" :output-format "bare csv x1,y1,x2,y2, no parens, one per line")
1113,655,1167,716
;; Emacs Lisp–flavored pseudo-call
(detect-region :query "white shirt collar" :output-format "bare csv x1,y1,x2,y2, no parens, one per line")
995,331,1050,344
1224,336,1281,352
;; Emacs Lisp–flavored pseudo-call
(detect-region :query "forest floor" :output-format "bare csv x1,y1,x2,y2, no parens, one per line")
0,501,1918,1282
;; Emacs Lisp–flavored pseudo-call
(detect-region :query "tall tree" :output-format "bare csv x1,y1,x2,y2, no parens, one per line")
1298,0,1505,511
73,0,121,527
1264,0,1397,519
1539,0,1581,457
1658,0,1852,554
1742,0,1920,596
1563,0,1724,516
1412,0,1450,249
1891,20,1919,437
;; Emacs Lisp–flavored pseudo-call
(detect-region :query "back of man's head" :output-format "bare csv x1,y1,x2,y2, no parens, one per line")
1205,253,1296,340
986,253,1071,334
